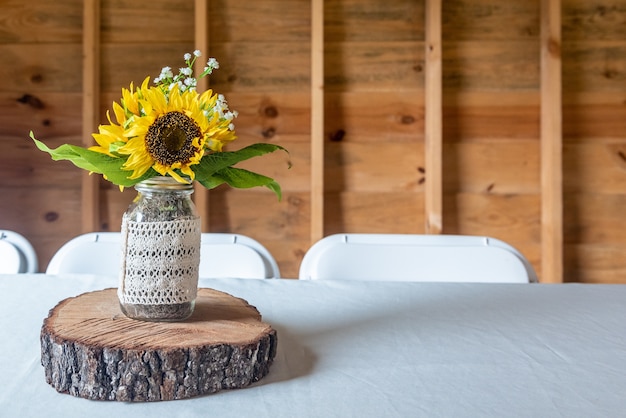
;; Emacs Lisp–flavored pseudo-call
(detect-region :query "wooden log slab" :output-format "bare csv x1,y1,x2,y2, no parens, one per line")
40,288,277,402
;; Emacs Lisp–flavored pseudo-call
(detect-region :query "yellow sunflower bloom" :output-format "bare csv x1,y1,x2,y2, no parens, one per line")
108,80,236,183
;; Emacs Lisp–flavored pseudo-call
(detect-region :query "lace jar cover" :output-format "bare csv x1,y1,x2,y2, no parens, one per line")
117,176,201,321
119,218,200,305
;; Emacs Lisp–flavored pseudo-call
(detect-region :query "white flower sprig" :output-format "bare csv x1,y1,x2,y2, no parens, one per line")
152,51,237,131
153,50,220,94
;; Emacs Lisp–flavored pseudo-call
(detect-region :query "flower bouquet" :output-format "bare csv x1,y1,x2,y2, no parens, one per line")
31,50,287,196
31,51,288,321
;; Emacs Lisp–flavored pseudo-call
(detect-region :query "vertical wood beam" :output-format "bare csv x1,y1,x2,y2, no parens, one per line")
81,0,100,232
310,0,325,243
194,0,210,231
424,0,443,234
540,0,563,283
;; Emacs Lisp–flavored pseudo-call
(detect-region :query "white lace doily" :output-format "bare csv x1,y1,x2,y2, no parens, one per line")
118,217,201,305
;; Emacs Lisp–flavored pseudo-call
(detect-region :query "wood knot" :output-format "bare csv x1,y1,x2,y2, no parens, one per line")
329,129,345,142
227,74,238,83
417,167,425,185
288,195,302,206
30,74,44,84
547,38,560,57
17,94,45,109
262,127,276,138
263,105,278,118
401,115,415,124
413,64,423,72
44,212,59,222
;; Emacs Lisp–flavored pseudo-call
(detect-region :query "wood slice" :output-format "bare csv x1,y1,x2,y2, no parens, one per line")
40,288,277,402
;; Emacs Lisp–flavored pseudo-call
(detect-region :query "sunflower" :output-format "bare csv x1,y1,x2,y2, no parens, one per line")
88,77,236,184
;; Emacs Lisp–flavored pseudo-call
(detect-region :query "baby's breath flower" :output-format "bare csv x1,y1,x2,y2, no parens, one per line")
193,50,201,57
184,53,192,61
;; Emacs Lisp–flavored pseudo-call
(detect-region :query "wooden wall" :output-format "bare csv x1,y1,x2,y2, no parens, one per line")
0,0,625,281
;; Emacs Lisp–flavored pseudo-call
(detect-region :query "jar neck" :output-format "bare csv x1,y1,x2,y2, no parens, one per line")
134,176,194,195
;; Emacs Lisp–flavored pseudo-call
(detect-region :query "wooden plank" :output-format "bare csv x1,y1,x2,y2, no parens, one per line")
82,0,100,233
445,193,540,243
324,142,423,192
100,43,193,92
207,190,309,241
563,142,626,193
540,0,563,283
324,41,424,92
443,103,539,141
442,40,540,91
566,244,626,284
442,0,539,41
324,191,424,235
0,0,82,43
562,0,626,40
563,103,626,139
101,0,194,43
0,135,84,187
443,141,540,194
0,44,82,92
325,91,424,141
310,0,324,243
562,41,626,91
324,0,425,42
0,92,82,138
564,193,626,244
194,0,210,231
425,0,442,234
207,0,310,42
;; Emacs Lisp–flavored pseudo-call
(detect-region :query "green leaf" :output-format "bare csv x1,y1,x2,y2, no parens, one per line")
203,167,282,200
193,143,289,178
30,131,152,187
193,143,288,200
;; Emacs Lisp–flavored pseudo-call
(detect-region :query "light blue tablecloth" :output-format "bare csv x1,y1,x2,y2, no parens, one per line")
1,274,625,417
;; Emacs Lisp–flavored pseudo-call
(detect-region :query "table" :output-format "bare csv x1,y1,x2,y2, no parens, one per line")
1,274,626,417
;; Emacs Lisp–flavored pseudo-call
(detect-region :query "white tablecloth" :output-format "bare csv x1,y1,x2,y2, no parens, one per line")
1,274,626,417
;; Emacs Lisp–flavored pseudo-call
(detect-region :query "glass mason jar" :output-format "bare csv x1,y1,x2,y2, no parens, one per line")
118,176,201,322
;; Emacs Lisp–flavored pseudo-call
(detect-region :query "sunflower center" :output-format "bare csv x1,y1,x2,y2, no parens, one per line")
145,111,202,166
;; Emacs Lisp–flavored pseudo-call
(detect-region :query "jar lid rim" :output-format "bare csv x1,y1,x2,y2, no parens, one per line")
135,176,194,190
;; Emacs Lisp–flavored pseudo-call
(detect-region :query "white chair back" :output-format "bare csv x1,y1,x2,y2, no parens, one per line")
46,232,121,275
46,232,280,279
0,230,38,273
299,233,537,283
200,233,280,278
